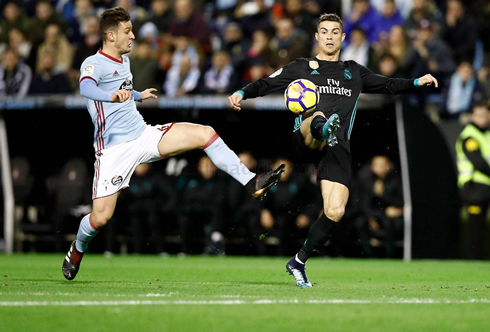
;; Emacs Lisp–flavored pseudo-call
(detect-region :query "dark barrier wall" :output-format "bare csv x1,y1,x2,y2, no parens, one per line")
403,102,461,258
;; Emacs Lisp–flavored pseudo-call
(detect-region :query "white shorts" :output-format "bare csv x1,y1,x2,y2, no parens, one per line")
92,123,174,199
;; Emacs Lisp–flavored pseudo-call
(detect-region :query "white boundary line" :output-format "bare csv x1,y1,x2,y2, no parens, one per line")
0,298,489,307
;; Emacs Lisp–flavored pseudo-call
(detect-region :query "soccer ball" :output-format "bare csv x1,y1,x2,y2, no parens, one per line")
284,79,320,114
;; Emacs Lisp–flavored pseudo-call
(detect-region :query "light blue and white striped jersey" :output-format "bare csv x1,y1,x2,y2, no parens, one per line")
79,50,146,151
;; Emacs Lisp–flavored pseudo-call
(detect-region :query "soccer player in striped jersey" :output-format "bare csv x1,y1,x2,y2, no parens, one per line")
62,7,284,281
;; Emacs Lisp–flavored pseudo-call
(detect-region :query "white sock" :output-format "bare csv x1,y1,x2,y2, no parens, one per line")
203,135,255,186
295,254,305,265
75,214,99,252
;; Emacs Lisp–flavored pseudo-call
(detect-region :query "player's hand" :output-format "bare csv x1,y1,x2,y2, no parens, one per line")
228,92,243,111
141,88,158,101
417,74,439,88
111,89,132,103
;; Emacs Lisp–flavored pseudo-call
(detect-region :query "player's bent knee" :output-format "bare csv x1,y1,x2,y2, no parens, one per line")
324,206,345,222
201,125,218,146
90,211,112,229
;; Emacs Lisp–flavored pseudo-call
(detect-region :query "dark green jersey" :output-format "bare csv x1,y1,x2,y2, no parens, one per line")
240,57,416,140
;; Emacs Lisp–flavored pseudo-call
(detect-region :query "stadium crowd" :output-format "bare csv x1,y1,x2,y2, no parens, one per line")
0,0,489,120
1,0,490,258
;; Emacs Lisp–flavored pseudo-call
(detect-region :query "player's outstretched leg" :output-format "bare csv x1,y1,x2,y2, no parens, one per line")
158,123,285,199
310,113,340,147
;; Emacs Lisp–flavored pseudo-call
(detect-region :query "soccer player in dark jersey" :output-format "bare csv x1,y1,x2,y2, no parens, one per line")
228,13,438,287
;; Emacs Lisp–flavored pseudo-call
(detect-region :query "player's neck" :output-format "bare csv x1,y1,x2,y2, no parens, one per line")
316,52,340,62
100,45,123,60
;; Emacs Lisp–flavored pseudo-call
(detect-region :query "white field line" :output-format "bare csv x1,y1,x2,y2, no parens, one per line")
0,298,489,307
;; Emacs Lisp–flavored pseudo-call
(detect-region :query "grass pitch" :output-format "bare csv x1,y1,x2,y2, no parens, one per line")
0,254,489,332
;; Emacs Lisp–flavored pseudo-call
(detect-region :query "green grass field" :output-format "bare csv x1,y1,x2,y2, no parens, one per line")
0,254,489,332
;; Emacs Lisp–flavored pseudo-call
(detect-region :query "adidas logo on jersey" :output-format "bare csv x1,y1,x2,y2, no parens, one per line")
310,70,320,75
113,70,119,76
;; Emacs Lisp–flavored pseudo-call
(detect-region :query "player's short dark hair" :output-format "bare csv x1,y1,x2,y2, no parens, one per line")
317,13,344,32
99,7,131,41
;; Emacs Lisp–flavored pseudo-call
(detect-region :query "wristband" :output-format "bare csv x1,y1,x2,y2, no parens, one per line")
234,90,244,98
132,90,142,101
414,79,420,87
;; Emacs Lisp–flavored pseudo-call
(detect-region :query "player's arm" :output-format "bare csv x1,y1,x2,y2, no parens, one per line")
79,78,132,102
228,61,299,111
358,64,438,95
462,137,490,177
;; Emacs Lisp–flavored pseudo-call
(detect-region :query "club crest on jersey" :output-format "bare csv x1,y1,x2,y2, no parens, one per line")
119,78,133,91
111,175,123,186
344,69,353,80
269,68,283,78
309,61,319,70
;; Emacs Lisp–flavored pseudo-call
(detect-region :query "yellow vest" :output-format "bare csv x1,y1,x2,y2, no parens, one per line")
456,124,490,187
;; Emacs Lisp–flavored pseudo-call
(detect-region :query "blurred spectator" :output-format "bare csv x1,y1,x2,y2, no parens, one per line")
442,61,482,119
403,0,442,41
371,0,414,18
269,18,309,68
29,48,71,94
277,0,317,37
179,156,226,255
59,0,96,43
0,2,32,44
376,53,405,78
221,22,249,69
355,155,403,258
374,0,404,43
169,0,212,54
36,23,73,74
246,29,274,67
340,28,374,68
478,66,490,101
225,151,264,255
131,41,159,91
0,48,32,98
441,0,478,64
70,15,102,89
146,0,173,34
163,37,201,96
374,25,412,71
46,158,91,252
242,60,270,86
7,28,32,61
260,158,320,256
344,0,380,44
124,163,175,255
29,1,66,57
404,20,455,86
137,22,160,50
117,0,147,33
234,0,273,38
200,50,235,94
456,102,490,259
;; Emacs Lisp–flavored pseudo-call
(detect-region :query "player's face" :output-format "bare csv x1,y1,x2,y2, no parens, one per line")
114,21,135,55
315,21,345,58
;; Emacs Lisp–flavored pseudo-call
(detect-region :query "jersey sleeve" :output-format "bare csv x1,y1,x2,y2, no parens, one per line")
79,58,104,85
240,61,300,100
358,64,415,95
